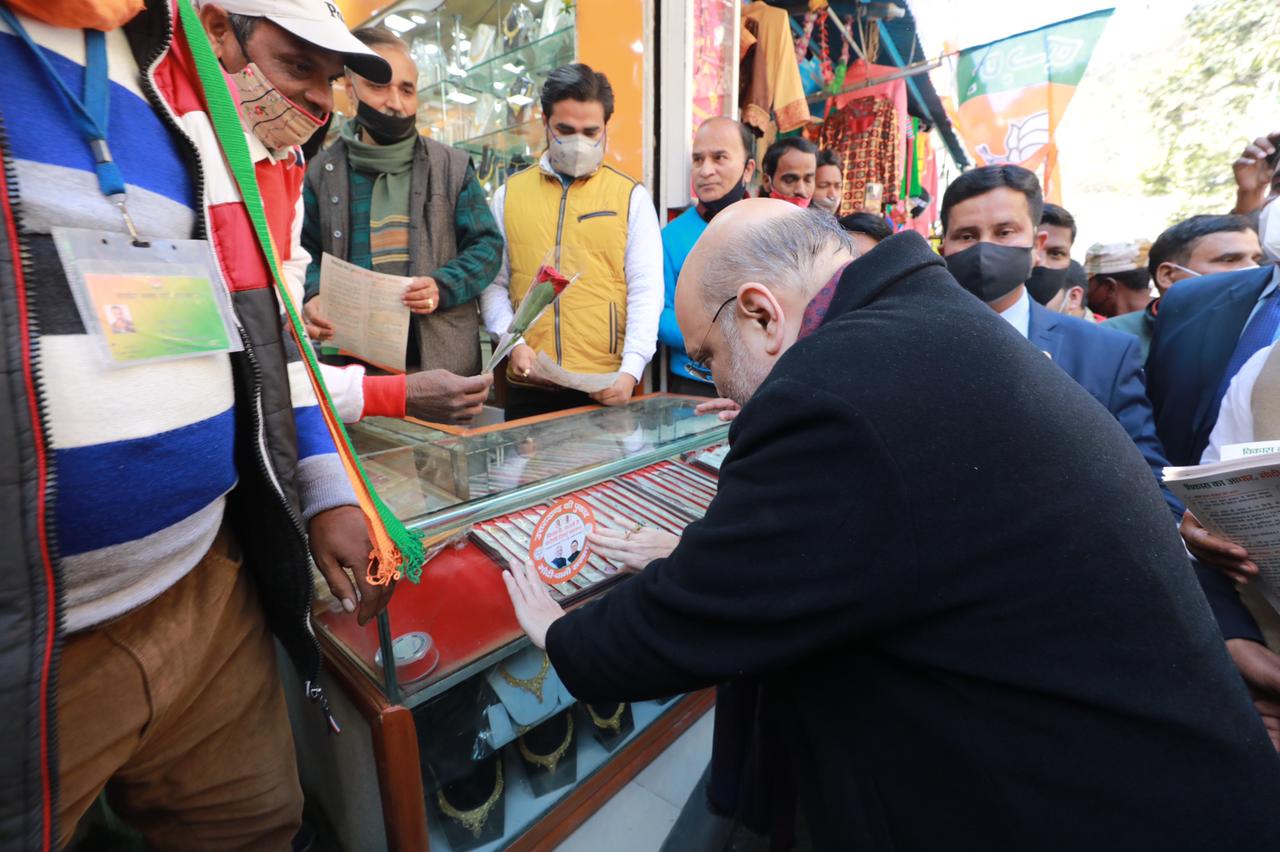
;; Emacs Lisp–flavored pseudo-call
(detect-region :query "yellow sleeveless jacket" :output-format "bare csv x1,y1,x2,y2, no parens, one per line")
504,161,637,376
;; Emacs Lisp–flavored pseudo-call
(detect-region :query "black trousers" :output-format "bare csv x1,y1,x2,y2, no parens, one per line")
503,384,597,421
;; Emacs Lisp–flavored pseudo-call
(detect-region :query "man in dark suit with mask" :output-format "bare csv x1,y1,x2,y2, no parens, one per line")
937,165,1179,515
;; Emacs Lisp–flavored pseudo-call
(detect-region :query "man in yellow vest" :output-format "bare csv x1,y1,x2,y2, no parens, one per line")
481,63,663,420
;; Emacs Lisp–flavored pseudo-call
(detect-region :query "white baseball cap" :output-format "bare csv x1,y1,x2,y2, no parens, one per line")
213,0,392,83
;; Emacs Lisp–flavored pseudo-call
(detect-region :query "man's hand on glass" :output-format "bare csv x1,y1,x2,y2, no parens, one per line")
1181,510,1258,585
406,370,492,425
304,298,335,342
502,559,565,650
403,276,441,315
589,373,637,407
695,397,740,422
588,521,679,572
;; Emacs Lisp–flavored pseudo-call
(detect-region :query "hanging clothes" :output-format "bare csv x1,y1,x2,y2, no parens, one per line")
740,1,809,134
819,94,902,216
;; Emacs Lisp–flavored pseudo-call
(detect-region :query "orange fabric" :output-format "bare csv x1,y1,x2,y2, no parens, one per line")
7,0,142,30
56,533,302,850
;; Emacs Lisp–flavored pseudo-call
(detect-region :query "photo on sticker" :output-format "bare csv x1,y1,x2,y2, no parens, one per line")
106,303,136,334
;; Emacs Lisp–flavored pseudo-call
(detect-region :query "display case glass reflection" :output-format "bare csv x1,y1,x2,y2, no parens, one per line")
375,0,577,199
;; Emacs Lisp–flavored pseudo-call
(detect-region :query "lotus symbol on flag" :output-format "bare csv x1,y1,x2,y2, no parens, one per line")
975,110,1051,165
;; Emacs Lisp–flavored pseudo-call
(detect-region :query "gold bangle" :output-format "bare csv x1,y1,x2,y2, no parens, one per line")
586,703,626,734
436,761,503,839
499,653,550,702
517,714,574,773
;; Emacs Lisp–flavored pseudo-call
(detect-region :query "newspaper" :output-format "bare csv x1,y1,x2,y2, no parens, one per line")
1165,451,1280,608
318,253,411,372
534,351,619,393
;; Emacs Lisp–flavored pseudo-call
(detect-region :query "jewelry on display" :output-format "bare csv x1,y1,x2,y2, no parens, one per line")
500,653,550,702
437,761,503,839
587,703,625,733
518,715,574,773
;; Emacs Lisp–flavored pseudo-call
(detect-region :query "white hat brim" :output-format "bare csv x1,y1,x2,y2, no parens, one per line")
265,13,392,84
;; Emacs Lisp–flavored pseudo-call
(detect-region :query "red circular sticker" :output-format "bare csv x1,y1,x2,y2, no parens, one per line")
529,497,597,584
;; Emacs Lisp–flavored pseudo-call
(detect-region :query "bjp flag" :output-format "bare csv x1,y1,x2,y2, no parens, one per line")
950,10,1113,203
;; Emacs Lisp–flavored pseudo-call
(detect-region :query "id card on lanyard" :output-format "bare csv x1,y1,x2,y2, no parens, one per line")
0,10,241,367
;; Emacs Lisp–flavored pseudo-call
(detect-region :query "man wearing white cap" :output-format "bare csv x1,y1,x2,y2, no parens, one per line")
0,1,397,848
1084,239,1155,319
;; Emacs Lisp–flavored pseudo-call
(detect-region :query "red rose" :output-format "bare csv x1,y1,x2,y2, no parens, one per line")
534,264,572,295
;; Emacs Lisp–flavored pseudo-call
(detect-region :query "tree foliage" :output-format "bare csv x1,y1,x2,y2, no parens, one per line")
1141,0,1280,221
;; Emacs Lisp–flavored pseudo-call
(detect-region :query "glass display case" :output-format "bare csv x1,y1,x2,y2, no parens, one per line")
302,396,729,851
370,0,577,198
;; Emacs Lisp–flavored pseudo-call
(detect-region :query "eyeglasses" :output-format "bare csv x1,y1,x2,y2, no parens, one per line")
683,296,735,381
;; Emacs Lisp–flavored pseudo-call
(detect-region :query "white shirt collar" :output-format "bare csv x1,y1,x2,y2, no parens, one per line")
244,126,296,165
999,287,1032,338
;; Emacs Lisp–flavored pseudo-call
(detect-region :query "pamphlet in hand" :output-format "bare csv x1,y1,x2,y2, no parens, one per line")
485,251,578,372
1164,452,1280,609
318,253,411,372
533,352,620,393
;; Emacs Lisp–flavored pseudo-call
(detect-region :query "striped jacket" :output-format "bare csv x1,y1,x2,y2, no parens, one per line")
0,3,354,847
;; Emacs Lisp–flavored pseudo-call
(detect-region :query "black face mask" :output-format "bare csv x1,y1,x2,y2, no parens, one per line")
1025,264,1070,305
698,171,749,221
355,98,417,145
944,242,1035,303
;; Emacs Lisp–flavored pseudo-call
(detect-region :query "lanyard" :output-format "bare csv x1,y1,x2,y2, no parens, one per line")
0,10,144,242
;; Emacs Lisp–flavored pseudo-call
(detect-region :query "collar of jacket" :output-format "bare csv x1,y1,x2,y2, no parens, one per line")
822,230,948,326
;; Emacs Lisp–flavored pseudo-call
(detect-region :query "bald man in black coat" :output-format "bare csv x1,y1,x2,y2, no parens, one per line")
505,203,1280,850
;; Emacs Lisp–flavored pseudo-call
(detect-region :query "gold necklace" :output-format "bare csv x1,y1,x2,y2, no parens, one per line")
518,715,574,773
587,703,626,733
500,653,550,702
436,761,503,839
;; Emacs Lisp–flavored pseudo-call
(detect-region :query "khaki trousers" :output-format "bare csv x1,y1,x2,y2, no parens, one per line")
56,531,303,851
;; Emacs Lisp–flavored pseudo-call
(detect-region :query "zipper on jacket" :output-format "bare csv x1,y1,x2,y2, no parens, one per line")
0,115,65,852
553,179,571,366
138,2,329,714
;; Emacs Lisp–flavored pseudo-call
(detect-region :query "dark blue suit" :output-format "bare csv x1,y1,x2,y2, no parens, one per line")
1146,265,1275,642
1027,301,1181,516
1146,265,1274,466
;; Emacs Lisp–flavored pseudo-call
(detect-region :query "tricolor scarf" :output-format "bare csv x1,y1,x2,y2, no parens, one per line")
176,0,423,584
341,120,414,273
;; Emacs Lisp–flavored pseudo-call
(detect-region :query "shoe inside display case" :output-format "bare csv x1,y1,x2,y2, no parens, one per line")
311,396,727,850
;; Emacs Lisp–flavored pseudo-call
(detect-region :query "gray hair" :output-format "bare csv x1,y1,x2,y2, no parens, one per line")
700,209,856,312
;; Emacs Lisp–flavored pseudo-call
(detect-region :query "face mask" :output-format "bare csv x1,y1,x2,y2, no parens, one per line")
548,130,605,178
944,242,1035,303
699,176,748,220
1025,264,1069,305
1261,202,1280,263
354,97,417,145
811,194,840,214
229,63,327,151
768,189,811,209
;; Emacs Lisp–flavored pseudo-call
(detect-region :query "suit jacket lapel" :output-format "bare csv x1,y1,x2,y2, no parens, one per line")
1191,267,1274,435
1027,302,1062,361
